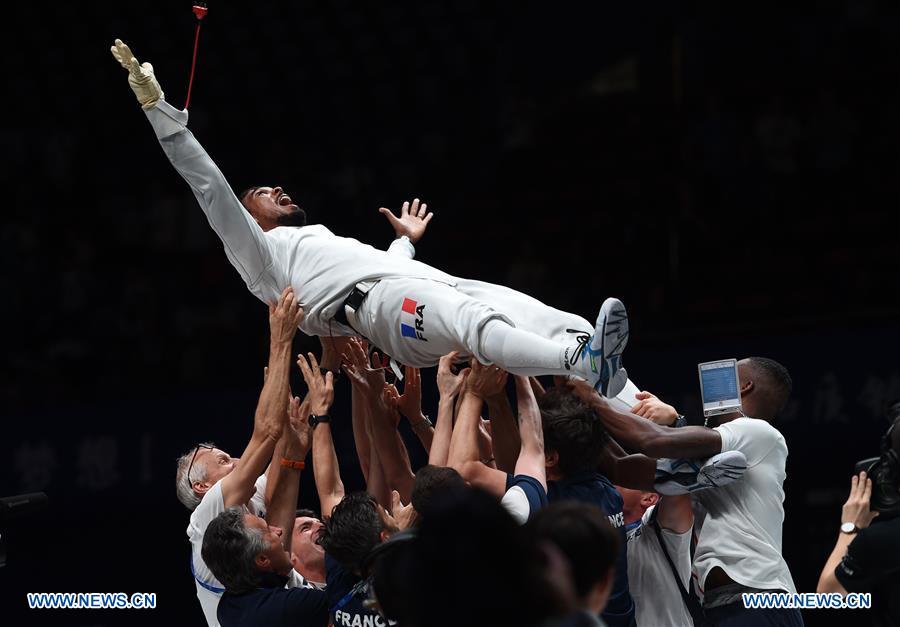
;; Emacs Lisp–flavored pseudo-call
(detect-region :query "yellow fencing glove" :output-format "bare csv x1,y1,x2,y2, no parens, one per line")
110,38,164,109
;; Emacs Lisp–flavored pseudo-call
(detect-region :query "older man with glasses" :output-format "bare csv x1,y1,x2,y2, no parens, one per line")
174,287,308,626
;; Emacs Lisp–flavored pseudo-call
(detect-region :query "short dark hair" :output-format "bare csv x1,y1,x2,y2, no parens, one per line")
745,357,792,420
540,388,609,477
411,465,466,518
295,508,319,520
239,186,260,205
318,492,384,575
201,507,267,594
527,501,620,600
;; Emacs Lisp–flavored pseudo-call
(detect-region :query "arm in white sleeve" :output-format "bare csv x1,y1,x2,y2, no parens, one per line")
386,235,416,259
144,100,278,293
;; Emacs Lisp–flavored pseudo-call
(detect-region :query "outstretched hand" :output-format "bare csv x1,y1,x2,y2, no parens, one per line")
631,391,678,426
379,198,434,244
437,352,470,400
296,352,335,416
341,338,386,398
110,38,165,109
269,287,304,346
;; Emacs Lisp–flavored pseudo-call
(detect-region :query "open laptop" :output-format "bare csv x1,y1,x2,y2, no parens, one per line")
698,359,742,418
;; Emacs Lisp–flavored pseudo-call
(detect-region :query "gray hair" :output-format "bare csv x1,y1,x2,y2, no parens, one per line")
175,442,217,511
201,507,268,594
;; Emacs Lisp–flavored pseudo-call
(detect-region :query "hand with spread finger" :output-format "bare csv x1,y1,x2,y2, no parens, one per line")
268,287,304,347
341,338,386,398
378,198,434,244
110,38,165,109
296,352,335,416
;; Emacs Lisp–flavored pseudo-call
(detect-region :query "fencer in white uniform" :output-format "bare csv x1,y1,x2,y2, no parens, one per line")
111,39,630,396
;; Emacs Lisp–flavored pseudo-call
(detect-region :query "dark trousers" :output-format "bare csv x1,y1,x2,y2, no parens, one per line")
705,603,804,627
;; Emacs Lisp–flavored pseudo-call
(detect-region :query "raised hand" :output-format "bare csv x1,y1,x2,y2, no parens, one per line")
465,360,508,400
388,489,418,530
296,352,335,416
841,471,879,530
378,198,434,244
396,366,425,420
341,338,386,397
110,38,165,109
437,352,471,400
269,286,304,346
319,335,355,373
284,395,313,459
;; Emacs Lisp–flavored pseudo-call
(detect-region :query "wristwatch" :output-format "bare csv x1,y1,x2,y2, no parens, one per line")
308,414,331,429
840,522,858,535
673,414,688,428
410,415,433,432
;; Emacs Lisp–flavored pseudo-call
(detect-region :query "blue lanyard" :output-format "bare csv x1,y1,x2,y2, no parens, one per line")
190,553,226,594
329,577,370,615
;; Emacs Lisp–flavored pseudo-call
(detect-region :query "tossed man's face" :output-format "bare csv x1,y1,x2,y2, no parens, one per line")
241,186,307,229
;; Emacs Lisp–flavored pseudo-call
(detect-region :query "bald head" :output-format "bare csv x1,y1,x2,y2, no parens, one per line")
738,357,792,421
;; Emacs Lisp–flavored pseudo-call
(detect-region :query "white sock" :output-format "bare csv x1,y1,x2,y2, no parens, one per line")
478,319,576,377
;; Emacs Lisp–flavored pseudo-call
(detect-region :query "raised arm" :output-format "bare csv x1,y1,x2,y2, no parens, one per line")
448,361,508,498
430,353,470,466
266,396,313,552
817,472,880,595
511,375,547,492
342,341,415,501
296,353,341,518
393,366,434,453
380,198,434,258
219,287,304,508
482,373,520,474
112,39,280,298
565,380,722,459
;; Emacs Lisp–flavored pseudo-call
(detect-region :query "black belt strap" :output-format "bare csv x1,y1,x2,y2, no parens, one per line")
650,505,707,626
333,285,371,330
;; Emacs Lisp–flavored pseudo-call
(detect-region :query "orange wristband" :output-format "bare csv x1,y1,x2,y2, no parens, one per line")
281,458,305,470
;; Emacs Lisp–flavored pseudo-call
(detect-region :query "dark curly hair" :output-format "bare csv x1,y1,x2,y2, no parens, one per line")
317,492,384,575
539,387,609,478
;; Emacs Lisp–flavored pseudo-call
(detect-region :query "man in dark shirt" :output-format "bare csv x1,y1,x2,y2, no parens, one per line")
202,507,328,627
319,492,404,627
536,388,635,627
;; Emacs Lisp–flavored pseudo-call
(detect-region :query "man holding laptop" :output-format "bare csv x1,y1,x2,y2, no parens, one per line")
569,357,802,626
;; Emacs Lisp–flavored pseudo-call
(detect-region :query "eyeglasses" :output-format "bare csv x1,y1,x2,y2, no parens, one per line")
185,444,215,491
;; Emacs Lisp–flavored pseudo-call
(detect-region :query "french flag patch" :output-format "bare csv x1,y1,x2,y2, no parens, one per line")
400,297,427,341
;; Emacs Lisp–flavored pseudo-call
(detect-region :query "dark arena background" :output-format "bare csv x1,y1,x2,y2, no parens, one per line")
1,1,898,625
